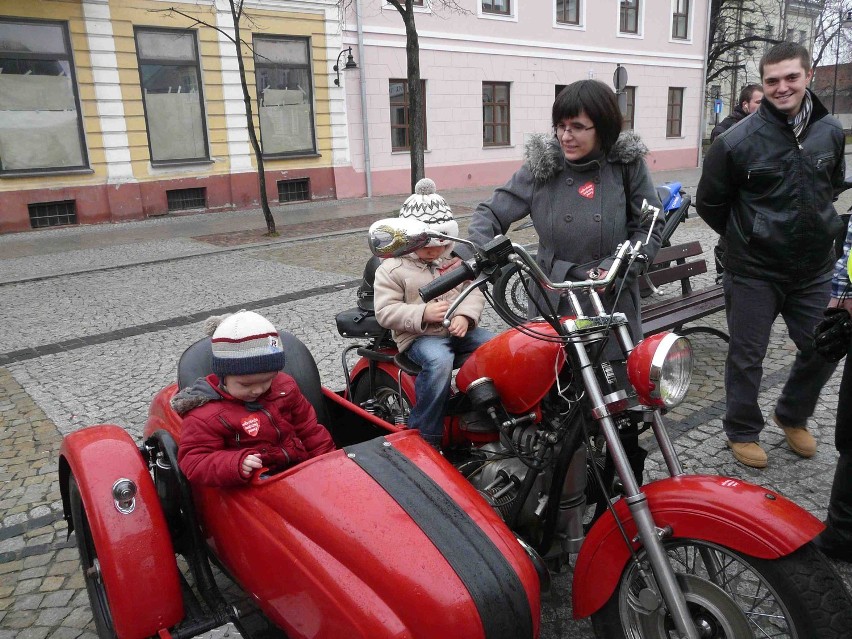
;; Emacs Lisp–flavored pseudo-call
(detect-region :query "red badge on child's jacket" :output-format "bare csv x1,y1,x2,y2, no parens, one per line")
578,182,595,199
241,415,260,437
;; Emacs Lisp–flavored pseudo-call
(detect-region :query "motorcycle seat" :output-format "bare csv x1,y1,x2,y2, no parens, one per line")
335,307,387,339
394,351,423,375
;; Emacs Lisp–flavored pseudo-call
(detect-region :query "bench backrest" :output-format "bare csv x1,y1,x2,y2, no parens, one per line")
176,330,329,426
640,241,707,297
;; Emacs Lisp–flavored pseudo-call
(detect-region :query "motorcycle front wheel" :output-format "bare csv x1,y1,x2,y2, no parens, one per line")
591,538,852,639
351,369,412,426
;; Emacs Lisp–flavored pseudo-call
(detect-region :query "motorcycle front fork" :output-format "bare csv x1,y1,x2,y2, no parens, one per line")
572,292,699,639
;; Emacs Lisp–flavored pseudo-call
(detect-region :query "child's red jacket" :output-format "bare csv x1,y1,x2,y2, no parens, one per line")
174,373,335,487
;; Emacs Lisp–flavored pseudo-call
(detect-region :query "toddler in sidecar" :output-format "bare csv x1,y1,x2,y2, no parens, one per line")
373,178,492,448
174,310,335,487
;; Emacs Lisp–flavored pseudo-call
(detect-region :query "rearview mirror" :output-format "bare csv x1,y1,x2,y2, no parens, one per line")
368,217,432,258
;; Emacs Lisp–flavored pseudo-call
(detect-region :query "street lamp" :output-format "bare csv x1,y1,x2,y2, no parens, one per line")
333,47,358,87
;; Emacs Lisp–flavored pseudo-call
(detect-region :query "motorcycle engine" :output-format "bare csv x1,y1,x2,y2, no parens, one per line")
465,440,545,528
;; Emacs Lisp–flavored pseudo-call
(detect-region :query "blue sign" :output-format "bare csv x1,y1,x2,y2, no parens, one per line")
714,98,723,114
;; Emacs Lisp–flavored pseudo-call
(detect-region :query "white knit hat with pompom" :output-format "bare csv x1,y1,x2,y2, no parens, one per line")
398,178,458,247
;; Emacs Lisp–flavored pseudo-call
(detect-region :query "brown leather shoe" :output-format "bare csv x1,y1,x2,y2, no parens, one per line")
772,413,817,458
727,441,767,468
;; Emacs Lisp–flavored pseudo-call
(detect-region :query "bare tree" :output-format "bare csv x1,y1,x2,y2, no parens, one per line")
706,0,783,86
342,0,467,193
154,1,277,235
811,0,852,70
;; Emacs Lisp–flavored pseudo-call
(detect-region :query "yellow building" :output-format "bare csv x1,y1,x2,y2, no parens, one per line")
0,0,347,233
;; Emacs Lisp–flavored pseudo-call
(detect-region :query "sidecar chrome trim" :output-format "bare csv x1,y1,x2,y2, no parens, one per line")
344,437,534,639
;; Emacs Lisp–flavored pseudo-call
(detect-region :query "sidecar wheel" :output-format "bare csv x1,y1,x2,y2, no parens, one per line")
591,538,852,639
68,475,118,639
352,370,412,425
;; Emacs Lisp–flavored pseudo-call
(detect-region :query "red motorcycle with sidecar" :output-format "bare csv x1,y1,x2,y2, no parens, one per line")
331,207,852,639
58,329,543,639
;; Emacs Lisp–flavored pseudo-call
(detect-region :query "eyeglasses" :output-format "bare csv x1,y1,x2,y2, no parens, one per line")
555,123,596,136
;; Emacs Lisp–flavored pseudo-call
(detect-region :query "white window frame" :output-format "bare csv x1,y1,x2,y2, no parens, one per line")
616,0,644,39
669,0,693,43
554,0,585,31
478,0,518,23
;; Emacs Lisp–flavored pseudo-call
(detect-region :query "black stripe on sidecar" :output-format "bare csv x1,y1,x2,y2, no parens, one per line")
344,437,533,639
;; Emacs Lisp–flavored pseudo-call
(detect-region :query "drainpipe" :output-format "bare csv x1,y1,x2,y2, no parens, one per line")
697,0,713,167
355,0,372,197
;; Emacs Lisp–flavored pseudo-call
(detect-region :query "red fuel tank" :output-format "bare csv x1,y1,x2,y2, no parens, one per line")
456,322,566,414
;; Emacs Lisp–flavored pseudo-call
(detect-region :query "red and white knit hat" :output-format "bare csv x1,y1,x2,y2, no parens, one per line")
205,311,285,377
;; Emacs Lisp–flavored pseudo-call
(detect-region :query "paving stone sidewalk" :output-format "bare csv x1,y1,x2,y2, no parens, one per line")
1,170,851,638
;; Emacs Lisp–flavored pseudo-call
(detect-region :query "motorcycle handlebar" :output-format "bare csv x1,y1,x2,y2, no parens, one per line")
419,260,479,302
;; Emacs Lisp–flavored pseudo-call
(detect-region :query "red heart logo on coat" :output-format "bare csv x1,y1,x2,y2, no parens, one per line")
578,182,595,199
241,415,260,437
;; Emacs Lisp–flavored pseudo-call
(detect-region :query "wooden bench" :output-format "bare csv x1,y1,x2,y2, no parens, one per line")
640,241,729,341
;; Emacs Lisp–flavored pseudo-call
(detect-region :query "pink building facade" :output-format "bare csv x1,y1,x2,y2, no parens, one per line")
333,0,710,198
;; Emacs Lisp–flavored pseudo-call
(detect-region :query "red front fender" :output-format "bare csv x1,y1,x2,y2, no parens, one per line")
572,474,825,618
59,425,183,639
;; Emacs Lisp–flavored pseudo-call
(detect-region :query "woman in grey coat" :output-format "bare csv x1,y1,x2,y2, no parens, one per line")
465,80,662,341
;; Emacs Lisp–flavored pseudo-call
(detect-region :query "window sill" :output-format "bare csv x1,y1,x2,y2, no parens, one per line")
482,144,514,150
391,149,431,154
263,152,322,160
150,159,214,168
0,167,94,179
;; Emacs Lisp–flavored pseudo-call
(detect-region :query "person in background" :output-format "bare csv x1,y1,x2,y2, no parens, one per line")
710,84,764,143
696,42,847,469
709,84,764,283
813,215,852,562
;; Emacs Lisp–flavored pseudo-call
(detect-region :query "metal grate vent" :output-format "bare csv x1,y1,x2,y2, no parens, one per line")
28,200,77,229
277,178,310,203
167,187,207,212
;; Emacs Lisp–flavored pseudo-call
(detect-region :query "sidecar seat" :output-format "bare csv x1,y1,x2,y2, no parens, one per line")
176,329,329,426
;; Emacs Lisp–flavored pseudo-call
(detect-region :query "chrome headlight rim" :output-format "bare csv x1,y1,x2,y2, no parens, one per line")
648,333,693,408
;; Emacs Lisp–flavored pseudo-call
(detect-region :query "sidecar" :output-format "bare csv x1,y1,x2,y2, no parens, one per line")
57,331,541,639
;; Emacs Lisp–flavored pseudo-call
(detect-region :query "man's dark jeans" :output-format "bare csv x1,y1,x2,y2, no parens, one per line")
722,271,837,442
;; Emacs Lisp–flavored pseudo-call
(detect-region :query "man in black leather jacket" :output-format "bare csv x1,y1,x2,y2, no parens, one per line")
696,42,847,469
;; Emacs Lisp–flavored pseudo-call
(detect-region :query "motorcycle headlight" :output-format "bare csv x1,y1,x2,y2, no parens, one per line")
627,332,693,409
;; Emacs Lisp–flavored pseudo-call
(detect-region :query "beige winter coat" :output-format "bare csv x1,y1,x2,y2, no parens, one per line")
374,252,486,353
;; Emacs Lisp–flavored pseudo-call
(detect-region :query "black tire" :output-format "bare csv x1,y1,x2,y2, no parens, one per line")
351,369,412,427
491,262,531,325
591,538,852,639
68,475,119,639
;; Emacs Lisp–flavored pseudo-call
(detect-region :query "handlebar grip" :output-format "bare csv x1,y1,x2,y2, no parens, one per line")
419,261,477,302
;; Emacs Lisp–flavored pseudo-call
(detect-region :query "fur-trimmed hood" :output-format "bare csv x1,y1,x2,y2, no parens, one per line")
171,377,221,415
524,130,649,183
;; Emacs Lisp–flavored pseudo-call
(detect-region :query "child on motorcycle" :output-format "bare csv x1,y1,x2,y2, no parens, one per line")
174,310,335,486
373,178,492,448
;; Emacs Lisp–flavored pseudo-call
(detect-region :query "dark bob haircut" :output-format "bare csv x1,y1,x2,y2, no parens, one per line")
553,80,623,154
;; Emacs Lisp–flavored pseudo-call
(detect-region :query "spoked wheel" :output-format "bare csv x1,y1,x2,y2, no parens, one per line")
351,370,412,427
592,538,852,639
491,263,531,325
68,476,118,639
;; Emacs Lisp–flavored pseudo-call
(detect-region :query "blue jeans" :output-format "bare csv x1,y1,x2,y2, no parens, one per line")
405,327,493,441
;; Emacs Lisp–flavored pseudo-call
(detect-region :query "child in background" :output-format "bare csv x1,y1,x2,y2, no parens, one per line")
374,178,492,448
175,310,335,486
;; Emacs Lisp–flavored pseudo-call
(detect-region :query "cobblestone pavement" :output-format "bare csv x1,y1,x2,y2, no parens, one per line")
2,175,852,639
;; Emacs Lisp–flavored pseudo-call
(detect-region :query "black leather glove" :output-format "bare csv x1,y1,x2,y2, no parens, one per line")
813,308,852,362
